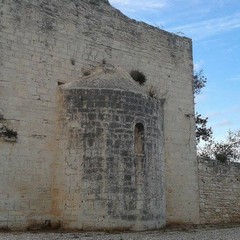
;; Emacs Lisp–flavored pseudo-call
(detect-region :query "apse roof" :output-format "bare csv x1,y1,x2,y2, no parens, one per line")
61,64,146,94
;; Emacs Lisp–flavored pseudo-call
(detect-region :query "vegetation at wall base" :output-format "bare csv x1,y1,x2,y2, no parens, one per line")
193,70,240,162
199,130,240,162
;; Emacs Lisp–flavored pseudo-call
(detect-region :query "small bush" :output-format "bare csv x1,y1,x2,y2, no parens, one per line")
215,153,228,163
130,70,147,85
0,125,18,139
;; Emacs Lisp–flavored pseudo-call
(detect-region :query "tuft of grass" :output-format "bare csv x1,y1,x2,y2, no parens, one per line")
0,125,18,139
130,70,147,85
215,153,228,163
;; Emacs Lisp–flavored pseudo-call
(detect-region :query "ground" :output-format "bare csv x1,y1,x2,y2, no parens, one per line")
0,226,239,240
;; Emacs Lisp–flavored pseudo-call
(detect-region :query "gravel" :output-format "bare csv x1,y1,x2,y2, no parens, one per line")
0,227,240,240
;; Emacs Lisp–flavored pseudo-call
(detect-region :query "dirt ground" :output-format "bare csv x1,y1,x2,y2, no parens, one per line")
0,226,240,240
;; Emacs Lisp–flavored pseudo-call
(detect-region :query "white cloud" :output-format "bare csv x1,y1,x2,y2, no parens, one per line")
229,75,240,82
109,0,129,4
228,106,240,114
206,106,240,119
195,93,208,105
207,111,223,118
168,13,240,40
109,0,167,10
194,60,204,72
215,120,233,127
143,2,166,9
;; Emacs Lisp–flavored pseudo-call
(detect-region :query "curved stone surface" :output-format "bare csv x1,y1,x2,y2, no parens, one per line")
62,65,146,94
59,85,165,230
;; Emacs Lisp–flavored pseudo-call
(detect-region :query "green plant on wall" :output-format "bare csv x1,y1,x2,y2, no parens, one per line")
0,125,18,141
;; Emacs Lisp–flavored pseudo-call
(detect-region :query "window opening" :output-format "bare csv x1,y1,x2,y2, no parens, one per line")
134,123,144,155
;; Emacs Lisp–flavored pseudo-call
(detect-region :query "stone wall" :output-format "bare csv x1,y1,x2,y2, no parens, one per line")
0,0,198,229
198,158,240,224
58,86,165,230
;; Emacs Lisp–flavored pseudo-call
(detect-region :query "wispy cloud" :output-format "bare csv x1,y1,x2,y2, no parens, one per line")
207,106,240,118
168,13,240,40
229,106,240,113
207,111,223,118
109,0,167,10
194,60,205,72
215,120,233,127
229,75,240,82
195,93,208,104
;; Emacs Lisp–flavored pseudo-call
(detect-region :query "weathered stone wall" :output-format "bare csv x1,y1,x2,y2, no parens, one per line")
198,158,240,224
0,0,198,229
58,87,165,230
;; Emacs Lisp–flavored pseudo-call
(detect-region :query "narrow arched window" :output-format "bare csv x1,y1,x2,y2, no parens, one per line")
134,123,144,155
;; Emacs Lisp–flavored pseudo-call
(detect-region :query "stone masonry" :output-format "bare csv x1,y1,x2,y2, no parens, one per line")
0,0,198,230
198,158,240,224
57,66,165,230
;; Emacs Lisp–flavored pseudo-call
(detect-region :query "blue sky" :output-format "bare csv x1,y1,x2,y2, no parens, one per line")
109,0,240,141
